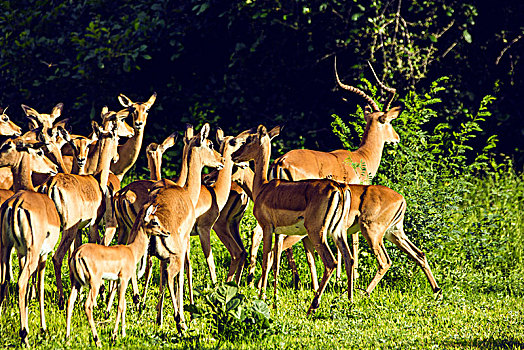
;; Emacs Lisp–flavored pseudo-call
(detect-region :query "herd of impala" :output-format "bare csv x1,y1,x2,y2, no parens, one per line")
0,60,441,347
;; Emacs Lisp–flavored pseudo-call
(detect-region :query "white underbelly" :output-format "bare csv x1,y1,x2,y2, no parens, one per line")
102,272,119,281
275,219,307,236
39,238,54,256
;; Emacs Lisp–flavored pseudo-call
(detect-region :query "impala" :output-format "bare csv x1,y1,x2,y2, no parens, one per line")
268,58,403,289
111,131,177,246
0,106,22,137
0,135,60,346
145,123,224,329
231,125,354,314
110,93,157,181
232,125,441,313
0,104,67,191
45,114,122,309
66,203,160,347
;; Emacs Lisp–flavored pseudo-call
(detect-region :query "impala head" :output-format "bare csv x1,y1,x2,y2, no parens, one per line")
142,204,170,237
0,106,22,136
334,57,403,145
21,103,63,130
0,137,58,175
101,106,135,138
117,92,157,131
59,126,97,170
363,105,402,145
187,123,225,170
216,127,244,157
93,115,120,164
232,125,281,163
146,132,177,171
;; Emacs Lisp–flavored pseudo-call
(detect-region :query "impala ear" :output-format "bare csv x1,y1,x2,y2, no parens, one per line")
216,127,225,146
146,92,157,108
268,126,281,140
184,124,194,144
257,125,267,138
50,103,64,121
160,132,177,152
200,123,210,141
385,106,403,121
21,104,39,118
57,125,71,142
118,94,133,108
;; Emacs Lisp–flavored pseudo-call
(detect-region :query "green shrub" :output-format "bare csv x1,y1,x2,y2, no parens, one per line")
186,282,274,347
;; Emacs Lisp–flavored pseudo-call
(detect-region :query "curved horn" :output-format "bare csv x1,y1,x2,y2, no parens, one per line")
334,56,380,112
367,61,396,111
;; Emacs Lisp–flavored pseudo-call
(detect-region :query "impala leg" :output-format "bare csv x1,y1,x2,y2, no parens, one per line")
197,225,217,284
85,283,102,347
112,279,128,340
156,261,166,326
333,232,354,302
37,257,47,332
177,256,187,330
259,225,273,300
272,234,283,303
214,218,246,284
281,235,305,289
66,281,80,340
302,237,319,291
140,255,153,307
105,281,117,317
306,236,336,316
352,232,360,280
247,224,263,286
18,254,39,346
285,248,300,289
53,223,80,309
165,256,186,332
185,249,194,305
386,224,441,294
363,227,392,295
0,241,14,313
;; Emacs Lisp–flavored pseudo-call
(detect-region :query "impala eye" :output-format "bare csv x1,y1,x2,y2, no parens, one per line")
2,116,8,122
36,148,44,156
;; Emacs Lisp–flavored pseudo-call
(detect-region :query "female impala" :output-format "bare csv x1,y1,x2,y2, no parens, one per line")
231,125,354,314
66,203,161,347
0,134,60,346
145,123,224,329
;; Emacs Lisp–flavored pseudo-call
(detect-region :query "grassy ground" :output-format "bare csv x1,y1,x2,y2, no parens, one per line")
0,171,522,349
0,234,522,349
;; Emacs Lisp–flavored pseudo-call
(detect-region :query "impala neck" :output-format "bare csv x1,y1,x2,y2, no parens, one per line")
353,120,385,181
13,152,35,192
233,167,254,200
148,156,162,181
211,152,234,210
127,227,149,264
184,147,204,208
94,136,117,194
175,143,190,187
252,138,272,201
112,127,145,176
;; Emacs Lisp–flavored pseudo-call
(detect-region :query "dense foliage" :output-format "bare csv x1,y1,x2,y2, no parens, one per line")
1,0,522,177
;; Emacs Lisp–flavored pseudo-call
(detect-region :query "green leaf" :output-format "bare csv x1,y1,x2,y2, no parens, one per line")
463,30,472,43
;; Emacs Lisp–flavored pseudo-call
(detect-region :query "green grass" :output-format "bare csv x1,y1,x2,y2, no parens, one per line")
1,170,523,349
